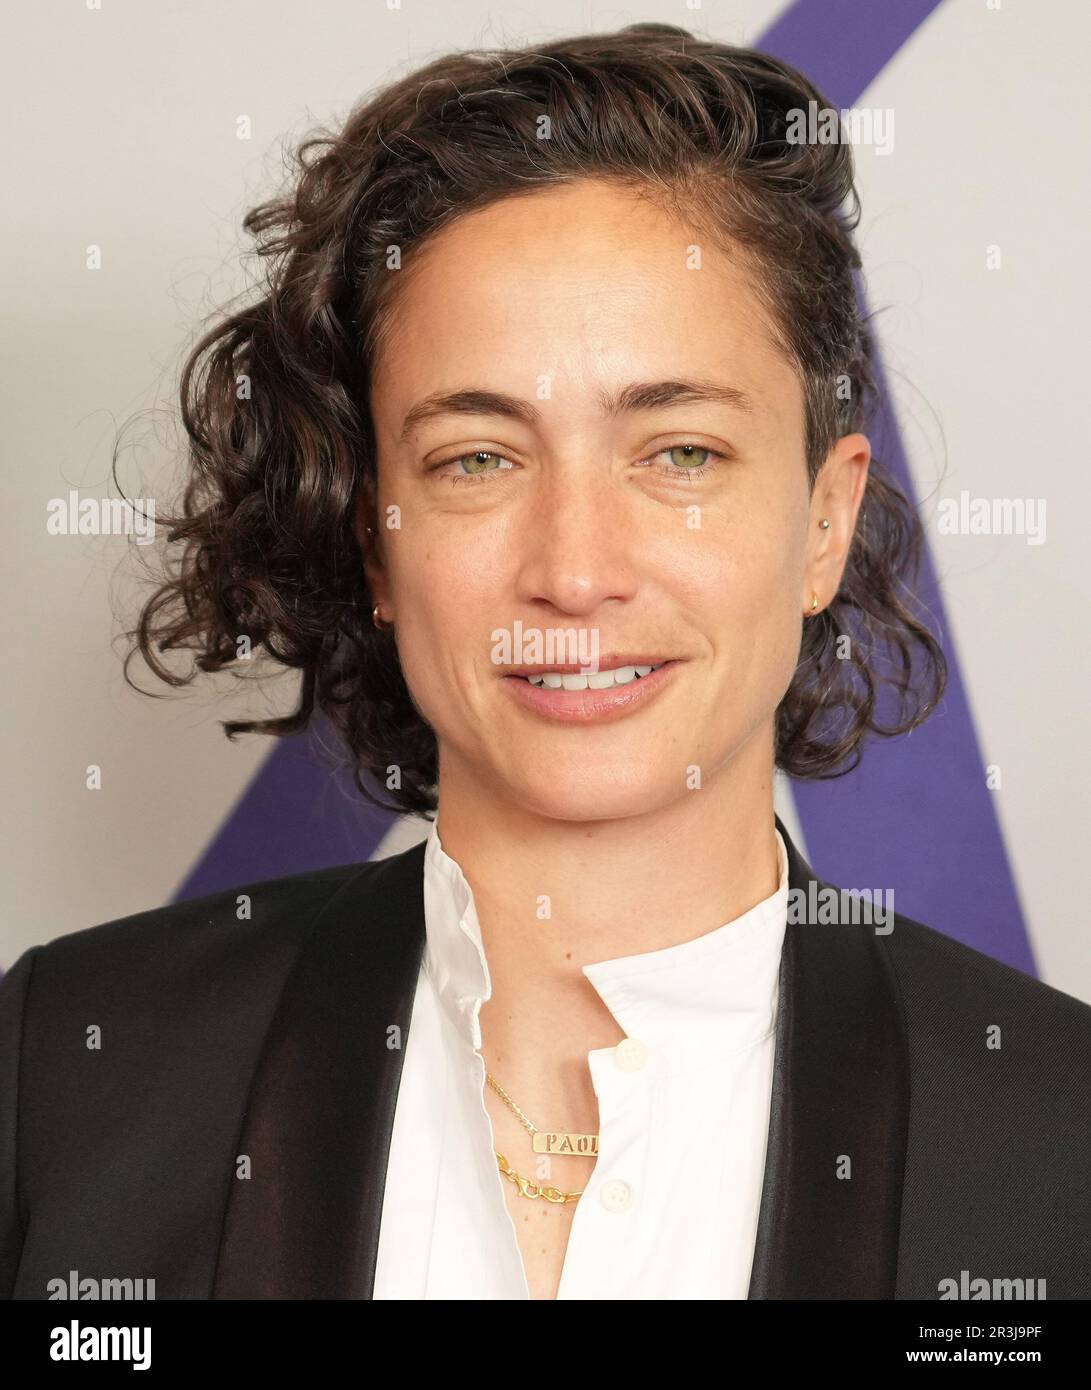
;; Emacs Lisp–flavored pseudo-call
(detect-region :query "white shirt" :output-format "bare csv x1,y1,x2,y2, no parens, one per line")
372,821,789,1300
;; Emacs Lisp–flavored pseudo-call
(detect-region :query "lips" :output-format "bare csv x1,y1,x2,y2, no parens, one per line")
501,658,680,724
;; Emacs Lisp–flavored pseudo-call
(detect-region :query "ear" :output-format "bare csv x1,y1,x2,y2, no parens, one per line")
803,433,870,614
352,482,388,606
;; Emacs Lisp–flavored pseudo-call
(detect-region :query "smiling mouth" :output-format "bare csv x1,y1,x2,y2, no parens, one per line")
518,662,666,691
501,658,679,724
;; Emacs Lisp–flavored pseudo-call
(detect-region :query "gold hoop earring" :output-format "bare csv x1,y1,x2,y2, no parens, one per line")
809,591,819,614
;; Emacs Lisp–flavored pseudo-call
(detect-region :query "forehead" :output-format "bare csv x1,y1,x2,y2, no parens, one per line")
369,178,797,425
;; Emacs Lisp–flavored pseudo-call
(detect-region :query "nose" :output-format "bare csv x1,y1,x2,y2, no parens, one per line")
510,462,641,618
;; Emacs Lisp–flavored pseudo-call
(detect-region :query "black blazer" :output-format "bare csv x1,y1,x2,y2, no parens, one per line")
2,816,1089,1300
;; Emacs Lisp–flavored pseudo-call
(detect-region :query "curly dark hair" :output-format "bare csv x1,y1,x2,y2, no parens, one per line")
122,20,946,819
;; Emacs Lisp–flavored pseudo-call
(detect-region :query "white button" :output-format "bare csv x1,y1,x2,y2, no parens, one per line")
600,1179,635,1213
614,1037,648,1072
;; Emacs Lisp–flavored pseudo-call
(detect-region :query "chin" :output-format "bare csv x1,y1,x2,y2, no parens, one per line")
503,766,677,824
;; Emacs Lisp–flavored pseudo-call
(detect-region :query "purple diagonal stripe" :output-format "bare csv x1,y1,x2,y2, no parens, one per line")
760,0,946,107
171,722,400,901
761,0,1034,974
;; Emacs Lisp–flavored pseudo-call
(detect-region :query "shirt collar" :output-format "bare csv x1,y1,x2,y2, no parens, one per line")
422,822,492,1051
422,819,789,1069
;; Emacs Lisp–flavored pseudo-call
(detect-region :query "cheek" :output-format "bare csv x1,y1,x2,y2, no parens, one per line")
393,531,498,637
688,527,802,692
380,533,493,719
742,541,806,698
683,519,796,619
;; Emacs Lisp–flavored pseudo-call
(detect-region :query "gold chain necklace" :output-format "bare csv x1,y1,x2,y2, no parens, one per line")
486,1072,598,1204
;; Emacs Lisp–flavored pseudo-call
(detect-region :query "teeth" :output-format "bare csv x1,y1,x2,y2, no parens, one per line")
525,663,663,690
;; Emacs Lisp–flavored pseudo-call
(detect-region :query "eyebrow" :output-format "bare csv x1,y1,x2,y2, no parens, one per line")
398,378,757,442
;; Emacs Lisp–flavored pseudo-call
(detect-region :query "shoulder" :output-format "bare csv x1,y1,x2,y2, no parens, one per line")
874,909,1091,1295
883,907,1091,1032
0,857,387,1029
878,908,1091,1098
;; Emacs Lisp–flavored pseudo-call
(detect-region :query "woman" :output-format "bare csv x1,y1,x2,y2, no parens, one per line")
2,23,1088,1302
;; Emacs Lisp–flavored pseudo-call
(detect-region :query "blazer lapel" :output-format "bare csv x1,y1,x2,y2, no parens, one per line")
212,842,427,1299
747,815,910,1298
211,812,909,1299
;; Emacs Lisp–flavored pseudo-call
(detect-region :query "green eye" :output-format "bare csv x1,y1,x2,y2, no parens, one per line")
460,451,503,474
432,450,517,487
667,445,712,469
648,443,726,478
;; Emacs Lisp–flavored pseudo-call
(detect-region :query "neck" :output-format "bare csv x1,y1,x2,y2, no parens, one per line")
433,725,782,1099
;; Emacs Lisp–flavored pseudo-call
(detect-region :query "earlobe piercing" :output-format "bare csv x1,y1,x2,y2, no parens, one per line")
808,520,829,614
364,526,393,629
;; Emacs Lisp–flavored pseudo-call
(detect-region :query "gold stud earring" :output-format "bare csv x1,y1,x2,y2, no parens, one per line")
373,605,394,631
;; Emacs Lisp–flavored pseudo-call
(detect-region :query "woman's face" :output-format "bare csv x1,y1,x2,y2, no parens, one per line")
363,178,866,821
